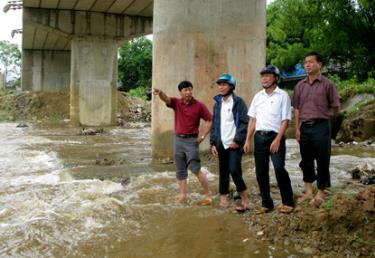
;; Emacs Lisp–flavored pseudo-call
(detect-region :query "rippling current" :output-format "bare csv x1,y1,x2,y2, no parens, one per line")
0,122,374,258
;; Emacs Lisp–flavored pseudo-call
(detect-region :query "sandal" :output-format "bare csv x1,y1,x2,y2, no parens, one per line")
278,205,294,214
256,207,272,214
198,197,213,206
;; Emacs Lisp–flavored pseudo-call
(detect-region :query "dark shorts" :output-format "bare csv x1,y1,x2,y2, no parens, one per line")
174,135,201,180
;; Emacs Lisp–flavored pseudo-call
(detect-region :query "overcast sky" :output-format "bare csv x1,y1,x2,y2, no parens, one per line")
0,0,275,48
0,0,22,47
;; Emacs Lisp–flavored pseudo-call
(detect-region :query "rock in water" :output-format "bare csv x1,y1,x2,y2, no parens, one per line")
16,123,28,128
80,127,105,135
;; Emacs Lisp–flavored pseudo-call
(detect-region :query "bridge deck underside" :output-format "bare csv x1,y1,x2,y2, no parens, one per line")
22,0,153,50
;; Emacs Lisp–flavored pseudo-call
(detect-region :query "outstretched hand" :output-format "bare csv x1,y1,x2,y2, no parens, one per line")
153,88,162,96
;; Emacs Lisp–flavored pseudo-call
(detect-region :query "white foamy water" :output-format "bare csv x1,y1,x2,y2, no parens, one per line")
0,123,154,257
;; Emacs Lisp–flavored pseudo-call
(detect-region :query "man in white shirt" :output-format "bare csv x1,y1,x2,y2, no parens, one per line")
244,65,294,214
210,74,250,212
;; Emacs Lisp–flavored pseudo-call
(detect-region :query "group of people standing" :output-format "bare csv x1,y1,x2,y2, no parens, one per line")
153,51,340,214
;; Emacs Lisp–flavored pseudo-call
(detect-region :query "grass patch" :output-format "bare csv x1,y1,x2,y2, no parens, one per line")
128,86,148,100
322,196,334,210
47,113,63,124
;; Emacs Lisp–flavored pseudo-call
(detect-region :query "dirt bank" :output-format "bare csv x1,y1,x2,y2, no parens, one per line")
336,99,375,143
245,187,375,257
0,90,151,124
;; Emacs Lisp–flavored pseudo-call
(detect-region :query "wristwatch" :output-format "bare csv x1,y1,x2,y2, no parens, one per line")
200,135,205,140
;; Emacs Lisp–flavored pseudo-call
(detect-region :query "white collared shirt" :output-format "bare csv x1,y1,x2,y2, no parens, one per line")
248,86,291,133
220,95,236,149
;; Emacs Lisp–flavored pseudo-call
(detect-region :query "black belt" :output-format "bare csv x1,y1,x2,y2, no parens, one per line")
256,130,277,136
176,134,198,138
302,119,328,126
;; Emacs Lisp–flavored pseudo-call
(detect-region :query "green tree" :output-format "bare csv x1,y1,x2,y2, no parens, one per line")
0,40,21,87
266,0,375,80
118,36,152,92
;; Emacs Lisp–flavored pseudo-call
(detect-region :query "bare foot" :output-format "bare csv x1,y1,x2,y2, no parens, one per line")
177,195,188,204
235,203,250,213
310,190,327,206
297,194,313,204
217,202,229,209
309,196,324,206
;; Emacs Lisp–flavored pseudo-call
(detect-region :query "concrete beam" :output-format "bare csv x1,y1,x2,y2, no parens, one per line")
23,7,153,50
152,0,266,160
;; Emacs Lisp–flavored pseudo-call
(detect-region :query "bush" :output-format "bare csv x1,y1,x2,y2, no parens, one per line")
128,86,147,100
329,75,375,102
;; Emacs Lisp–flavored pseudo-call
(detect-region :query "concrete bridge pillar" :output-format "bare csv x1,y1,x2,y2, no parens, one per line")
70,36,118,126
21,50,70,92
152,0,266,160
0,72,5,88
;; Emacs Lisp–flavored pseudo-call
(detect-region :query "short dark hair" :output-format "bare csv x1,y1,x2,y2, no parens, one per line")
178,80,193,91
305,51,323,64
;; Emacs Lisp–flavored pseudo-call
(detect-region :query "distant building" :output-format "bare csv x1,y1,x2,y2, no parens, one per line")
279,63,307,90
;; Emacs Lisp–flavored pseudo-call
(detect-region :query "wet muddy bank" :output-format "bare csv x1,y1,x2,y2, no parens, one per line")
0,91,151,124
245,187,375,257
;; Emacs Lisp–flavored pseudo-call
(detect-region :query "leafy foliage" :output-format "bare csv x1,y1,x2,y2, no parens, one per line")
0,40,21,86
267,0,375,80
118,37,152,92
330,75,375,101
128,86,148,100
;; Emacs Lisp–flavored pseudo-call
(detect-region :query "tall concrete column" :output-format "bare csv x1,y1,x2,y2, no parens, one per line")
0,72,5,89
70,36,118,126
22,50,70,92
152,0,266,160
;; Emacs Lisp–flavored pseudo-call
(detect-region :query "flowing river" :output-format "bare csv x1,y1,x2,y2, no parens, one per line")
0,122,374,258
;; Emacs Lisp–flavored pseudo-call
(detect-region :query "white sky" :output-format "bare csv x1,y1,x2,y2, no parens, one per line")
0,0,22,47
0,0,275,49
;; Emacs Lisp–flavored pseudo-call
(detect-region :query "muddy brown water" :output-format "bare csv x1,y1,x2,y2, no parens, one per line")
0,122,374,257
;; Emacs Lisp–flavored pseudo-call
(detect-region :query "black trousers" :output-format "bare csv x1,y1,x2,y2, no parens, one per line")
299,120,331,189
254,132,294,209
217,143,247,194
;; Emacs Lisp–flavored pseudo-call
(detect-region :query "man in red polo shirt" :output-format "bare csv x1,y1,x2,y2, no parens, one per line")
153,81,213,205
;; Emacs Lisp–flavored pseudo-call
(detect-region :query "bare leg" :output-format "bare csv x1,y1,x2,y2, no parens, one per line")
298,182,313,203
195,170,212,196
195,171,212,205
177,179,188,203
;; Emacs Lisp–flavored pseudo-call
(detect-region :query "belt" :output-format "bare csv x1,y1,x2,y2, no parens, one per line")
256,130,277,136
302,119,328,126
176,134,198,138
